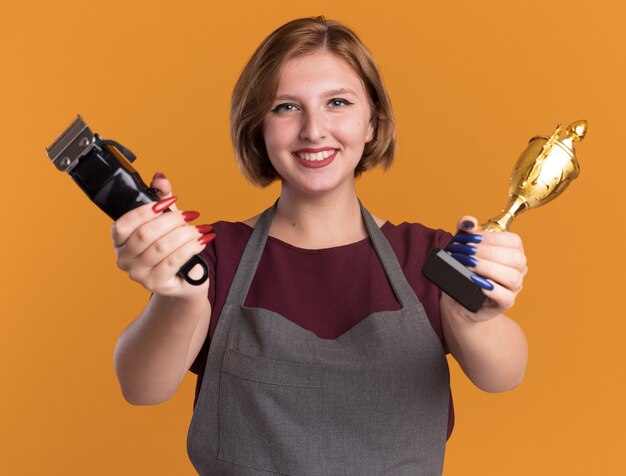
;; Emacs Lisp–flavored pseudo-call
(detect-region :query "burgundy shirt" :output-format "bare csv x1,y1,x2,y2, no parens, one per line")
190,219,455,438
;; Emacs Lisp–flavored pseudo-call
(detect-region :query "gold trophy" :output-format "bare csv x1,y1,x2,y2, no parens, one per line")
422,120,587,311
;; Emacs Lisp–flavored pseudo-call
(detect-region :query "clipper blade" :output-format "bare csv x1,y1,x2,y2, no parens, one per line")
46,115,95,171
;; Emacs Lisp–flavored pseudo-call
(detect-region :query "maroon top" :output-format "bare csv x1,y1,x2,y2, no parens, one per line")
190,219,455,438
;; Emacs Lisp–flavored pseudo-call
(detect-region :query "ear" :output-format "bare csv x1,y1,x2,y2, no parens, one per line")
366,117,376,143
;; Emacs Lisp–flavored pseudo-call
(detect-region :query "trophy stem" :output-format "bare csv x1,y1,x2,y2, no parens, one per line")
480,194,529,232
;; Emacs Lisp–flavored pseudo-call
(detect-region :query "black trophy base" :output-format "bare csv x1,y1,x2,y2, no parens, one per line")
422,248,487,312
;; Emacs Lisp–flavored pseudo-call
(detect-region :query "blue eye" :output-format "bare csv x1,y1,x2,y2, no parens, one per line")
272,103,299,113
329,98,352,107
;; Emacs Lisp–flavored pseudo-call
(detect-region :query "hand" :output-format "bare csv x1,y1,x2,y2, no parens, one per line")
111,172,215,297
441,215,528,322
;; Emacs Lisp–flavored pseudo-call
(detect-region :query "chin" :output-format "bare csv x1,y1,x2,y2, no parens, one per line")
289,176,353,196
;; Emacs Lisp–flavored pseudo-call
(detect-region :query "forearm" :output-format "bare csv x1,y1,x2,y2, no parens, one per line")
441,295,528,392
114,292,211,405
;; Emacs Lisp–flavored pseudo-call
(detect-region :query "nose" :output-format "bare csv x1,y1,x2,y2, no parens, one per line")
299,109,327,142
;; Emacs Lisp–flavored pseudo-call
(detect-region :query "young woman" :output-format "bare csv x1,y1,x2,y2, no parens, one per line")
113,17,528,475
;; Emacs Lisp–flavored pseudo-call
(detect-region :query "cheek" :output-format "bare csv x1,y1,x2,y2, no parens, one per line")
333,117,371,145
263,120,297,152
261,120,277,150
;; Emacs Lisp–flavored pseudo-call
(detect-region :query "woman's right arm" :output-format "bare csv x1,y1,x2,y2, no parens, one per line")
112,175,215,405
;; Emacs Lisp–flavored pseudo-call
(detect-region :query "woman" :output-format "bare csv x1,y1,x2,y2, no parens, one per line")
113,17,528,475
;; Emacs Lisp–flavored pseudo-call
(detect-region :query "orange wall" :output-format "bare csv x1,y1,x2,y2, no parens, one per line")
1,0,624,474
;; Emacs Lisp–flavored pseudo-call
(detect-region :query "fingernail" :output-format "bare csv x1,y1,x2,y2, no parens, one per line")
452,232,482,244
451,253,478,268
462,220,474,230
152,196,177,213
196,224,214,234
153,171,167,180
446,243,477,255
182,210,200,222
471,274,494,291
198,233,216,245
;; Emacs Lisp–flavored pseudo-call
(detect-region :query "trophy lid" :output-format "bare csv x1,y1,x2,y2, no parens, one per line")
558,120,587,154
565,120,587,142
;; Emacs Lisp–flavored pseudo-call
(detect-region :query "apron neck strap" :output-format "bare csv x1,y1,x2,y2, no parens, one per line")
223,201,277,306
359,200,418,308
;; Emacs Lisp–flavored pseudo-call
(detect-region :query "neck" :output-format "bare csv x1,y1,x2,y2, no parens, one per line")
271,182,367,248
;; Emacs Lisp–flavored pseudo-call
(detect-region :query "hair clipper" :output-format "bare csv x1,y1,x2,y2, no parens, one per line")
45,115,209,286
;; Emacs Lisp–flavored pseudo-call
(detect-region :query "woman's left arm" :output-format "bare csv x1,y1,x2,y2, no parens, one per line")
440,216,529,393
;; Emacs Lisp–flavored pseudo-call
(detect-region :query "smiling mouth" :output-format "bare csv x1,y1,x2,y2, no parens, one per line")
294,149,338,162
292,149,338,169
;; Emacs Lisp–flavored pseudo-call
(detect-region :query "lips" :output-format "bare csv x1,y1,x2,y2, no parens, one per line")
292,148,338,168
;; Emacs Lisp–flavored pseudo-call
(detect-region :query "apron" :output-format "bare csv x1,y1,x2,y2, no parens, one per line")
187,203,450,475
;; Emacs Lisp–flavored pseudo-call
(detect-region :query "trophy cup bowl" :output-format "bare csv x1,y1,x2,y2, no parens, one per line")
422,120,587,311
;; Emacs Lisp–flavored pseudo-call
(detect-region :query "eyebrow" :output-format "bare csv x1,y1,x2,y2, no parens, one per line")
274,88,359,101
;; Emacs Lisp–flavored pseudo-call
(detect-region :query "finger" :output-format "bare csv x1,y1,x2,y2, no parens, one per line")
111,196,178,247
468,273,494,291
150,172,173,198
447,239,526,271
478,279,519,314
146,237,213,290
473,243,527,272
456,215,478,233
124,228,214,291
137,224,208,269
150,172,180,212
469,257,525,292
447,242,478,255
449,229,522,250
116,207,193,265
474,231,523,250
449,252,478,268
448,232,482,245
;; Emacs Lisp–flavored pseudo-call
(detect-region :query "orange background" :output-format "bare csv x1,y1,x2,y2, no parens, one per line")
1,0,624,474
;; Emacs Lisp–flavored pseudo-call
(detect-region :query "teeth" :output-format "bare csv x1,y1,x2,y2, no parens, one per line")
297,150,335,161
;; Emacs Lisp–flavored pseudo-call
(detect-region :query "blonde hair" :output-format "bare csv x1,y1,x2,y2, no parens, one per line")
230,16,396,187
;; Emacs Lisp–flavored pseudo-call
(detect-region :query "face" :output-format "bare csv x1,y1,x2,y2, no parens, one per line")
262,51,374,196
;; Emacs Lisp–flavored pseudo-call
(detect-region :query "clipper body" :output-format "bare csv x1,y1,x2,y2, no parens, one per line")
67,138,159,220
46,115,209,285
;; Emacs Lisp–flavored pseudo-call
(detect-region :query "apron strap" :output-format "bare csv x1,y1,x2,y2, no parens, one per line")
223,202,277,306
359,201,419,309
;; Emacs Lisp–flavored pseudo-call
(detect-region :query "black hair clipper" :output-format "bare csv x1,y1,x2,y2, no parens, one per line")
45,115,209,286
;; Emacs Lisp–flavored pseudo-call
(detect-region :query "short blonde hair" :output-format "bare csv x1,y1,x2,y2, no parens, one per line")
231,16,396,187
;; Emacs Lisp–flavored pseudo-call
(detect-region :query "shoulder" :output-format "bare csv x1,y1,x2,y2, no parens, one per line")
200,220,252,265
241,214,261,228
210,220,253,240
382,221,452,254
